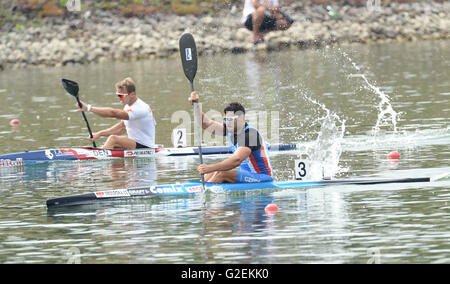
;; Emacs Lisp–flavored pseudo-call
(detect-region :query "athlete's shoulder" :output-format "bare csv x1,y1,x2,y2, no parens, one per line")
243,125,262,151
244,125,262,138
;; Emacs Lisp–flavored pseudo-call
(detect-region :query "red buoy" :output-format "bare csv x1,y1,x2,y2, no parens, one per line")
387,151,400,159
265,203,279,215
10,119,20,126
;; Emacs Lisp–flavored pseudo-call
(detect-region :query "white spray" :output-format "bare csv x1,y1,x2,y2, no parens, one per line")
341,50,402,134
297,87,347,180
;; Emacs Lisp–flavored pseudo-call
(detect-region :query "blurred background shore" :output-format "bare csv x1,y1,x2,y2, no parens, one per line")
0,0,448,70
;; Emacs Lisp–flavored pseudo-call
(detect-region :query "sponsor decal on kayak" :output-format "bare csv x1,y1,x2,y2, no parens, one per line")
124,149,156,158
164,148,195,154
86,149,112,158
128,188,151,196
45,149,71,160
149,185,182,194
95,189,130,198
60,148,112,160
125,151,135,157
0,158,24,167
185,185,203,193
45,150,54,160
148,184,203,194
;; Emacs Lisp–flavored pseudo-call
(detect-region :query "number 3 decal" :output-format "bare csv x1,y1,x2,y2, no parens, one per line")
295,160,310,180
297,161,306,177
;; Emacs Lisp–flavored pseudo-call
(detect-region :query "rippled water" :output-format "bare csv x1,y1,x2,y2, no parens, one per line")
0,40,449,263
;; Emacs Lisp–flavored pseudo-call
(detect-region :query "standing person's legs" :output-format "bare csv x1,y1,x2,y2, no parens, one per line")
244,8,282,44
251,6,267,43
274,12,291,31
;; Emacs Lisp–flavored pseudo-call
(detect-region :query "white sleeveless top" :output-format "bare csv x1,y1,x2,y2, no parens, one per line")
123,98,156,147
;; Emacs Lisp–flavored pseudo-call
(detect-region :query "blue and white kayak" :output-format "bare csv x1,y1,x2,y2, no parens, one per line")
0,143,296,168
46,177,431,209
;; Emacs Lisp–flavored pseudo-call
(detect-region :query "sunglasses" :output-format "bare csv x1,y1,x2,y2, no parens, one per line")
223,116,239,122
116,92,129,99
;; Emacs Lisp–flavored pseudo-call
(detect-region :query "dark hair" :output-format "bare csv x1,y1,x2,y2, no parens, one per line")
224,102,245,115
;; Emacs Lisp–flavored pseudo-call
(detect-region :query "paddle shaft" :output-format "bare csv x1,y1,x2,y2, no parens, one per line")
190,82,206,188
75,96,96,148
179,33,205,192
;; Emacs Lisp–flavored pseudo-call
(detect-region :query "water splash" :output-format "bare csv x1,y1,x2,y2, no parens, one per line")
297,88,347,179
341,50,402,134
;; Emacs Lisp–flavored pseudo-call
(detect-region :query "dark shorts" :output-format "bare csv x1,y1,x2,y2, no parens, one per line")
244,14,277,32
135,142,150,149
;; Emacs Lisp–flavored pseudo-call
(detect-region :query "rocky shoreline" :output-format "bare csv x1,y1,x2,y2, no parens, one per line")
0,1,449,70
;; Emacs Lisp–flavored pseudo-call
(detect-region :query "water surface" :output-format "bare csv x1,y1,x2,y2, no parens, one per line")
0,40,449,263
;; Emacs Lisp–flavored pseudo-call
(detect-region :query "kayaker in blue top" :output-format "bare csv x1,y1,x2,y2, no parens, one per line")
189,92,273,183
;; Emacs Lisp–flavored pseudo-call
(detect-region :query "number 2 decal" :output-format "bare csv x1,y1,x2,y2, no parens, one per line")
172,128,187,148
177,130,183,145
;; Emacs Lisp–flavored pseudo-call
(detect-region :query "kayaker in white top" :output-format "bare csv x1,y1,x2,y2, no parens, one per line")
242,0,293,44
76,77,156,149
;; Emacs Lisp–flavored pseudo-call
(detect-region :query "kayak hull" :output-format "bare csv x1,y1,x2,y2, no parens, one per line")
46,177,431,209
0,144,296,168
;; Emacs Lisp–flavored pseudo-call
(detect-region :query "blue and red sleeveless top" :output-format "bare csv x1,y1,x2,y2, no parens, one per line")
225,123,273,176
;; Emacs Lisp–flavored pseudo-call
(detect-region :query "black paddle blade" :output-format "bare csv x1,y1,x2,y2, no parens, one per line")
179,33,198,84
61,78,79,97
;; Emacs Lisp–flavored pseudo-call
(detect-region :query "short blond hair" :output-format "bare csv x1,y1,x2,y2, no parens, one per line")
115,77,136,93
